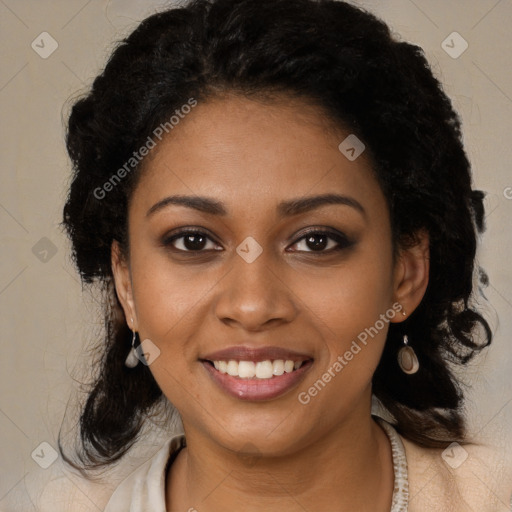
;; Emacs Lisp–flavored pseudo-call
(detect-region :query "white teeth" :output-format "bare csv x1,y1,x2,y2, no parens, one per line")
210,359,306,379
226,360,238,376
284,360,294,373
238,361,256,378
255,360,273,379
273,360,285,375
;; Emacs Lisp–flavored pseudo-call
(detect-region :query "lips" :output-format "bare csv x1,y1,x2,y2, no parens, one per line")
201,345,313,363
200,345,314,401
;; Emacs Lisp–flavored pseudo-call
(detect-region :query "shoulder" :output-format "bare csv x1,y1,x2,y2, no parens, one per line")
401,434,512,512
104,433,186,512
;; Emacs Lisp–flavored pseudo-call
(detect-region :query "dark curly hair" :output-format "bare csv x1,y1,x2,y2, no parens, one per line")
60,0,492,472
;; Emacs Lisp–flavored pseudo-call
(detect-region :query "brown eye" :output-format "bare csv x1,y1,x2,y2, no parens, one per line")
288,229,354,254
163,229,220,252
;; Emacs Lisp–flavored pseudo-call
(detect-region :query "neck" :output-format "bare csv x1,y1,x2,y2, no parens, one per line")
166,403,394,511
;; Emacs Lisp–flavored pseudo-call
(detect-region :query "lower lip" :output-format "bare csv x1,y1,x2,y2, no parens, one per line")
202,360,313,401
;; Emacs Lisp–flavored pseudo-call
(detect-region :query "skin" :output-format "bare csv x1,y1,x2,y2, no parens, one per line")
112,93,429,511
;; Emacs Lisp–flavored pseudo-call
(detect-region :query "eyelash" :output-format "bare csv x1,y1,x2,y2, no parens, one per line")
162,227,354,255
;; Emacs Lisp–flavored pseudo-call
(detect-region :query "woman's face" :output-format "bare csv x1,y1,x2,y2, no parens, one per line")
113,94,419,457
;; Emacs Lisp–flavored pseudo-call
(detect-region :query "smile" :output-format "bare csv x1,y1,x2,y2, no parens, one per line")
209,359,305,379
201,358,314,401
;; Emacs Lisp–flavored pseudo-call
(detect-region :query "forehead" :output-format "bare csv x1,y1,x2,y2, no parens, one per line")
131,94,385,217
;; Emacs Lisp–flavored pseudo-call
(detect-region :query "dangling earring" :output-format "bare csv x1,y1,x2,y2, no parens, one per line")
397,334,419,374
125,327,140,368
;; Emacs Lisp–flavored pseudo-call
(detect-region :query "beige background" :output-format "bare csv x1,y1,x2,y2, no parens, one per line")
0,0,511,510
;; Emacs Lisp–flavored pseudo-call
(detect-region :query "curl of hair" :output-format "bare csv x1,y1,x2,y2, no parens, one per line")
61,0,492,469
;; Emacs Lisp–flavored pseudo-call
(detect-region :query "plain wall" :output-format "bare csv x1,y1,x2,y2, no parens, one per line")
1,0,511,510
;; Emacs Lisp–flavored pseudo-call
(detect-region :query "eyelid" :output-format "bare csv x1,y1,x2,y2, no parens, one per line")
161,227,222,250
161,226,353,254
287,227,353,252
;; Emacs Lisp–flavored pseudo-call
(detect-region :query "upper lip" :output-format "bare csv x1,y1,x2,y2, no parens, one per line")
201,345,313,363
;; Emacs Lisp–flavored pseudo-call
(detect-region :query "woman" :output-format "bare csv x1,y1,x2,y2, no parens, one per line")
61,0,512,510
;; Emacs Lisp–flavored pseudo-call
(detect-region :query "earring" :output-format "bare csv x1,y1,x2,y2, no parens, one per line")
397,334,419,374
125,329,139,368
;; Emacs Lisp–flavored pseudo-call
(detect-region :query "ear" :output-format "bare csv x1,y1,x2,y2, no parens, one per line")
111,240,138,331
391,229,430,322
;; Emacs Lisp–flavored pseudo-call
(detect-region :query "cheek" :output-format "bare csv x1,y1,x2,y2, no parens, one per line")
300,240,394,338
298,236,395,397
130,236,203,322
128,247,212,368
128,256,209,408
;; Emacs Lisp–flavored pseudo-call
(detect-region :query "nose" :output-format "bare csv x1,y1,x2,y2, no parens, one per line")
213,248,298,332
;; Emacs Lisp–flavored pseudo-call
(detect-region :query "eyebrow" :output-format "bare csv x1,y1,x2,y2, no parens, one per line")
146,193,366,218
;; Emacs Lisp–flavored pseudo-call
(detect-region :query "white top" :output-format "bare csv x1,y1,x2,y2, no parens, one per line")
7,416,510,511
104,434,186,512
102,415,512,512
104,416,409,512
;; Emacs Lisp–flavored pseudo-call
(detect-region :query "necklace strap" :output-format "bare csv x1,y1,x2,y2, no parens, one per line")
375,416,409,512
